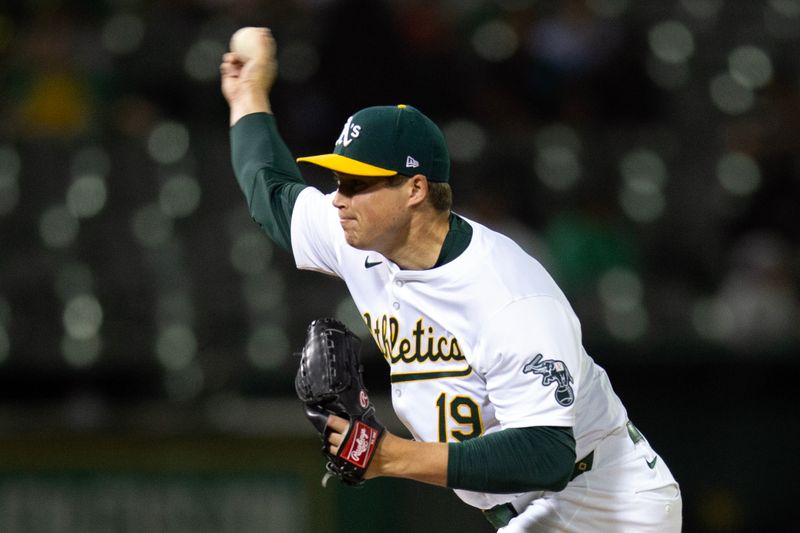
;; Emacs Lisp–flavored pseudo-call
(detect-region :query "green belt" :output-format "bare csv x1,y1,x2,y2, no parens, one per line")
626,420,644,444
482,422,644,529
482,503,518,530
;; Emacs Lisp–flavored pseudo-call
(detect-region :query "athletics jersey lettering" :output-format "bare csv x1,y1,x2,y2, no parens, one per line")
363,312,465,364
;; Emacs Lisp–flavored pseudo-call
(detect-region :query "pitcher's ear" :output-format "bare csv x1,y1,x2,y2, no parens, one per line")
407,174,429,207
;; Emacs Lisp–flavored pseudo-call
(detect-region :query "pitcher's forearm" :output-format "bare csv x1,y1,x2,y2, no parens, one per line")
368,432,449,487
230,90,271,126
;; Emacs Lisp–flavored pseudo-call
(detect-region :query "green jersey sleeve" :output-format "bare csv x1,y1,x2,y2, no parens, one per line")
230,112,308,251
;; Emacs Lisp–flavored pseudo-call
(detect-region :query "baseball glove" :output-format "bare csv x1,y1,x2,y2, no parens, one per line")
295,317,385,487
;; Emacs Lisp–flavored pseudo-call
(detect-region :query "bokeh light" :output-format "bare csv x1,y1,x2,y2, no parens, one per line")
648,21,695,64
534,123,582,153
246,324,290,370
717,152,761,197
40,205,80,248
147,121,191,165
692,297,736,342
598,267,643,313
185,39,227,82
62,335,102,368
101,13,145,54
131,203,174,248
619,187,665,223
604,305,649,342
230,231,274,276
159,174,202,218
765,0,800,39
534,124,582,191
63,294,104,340
620,149,668,192
728,45,773,89
242,270,286,313
66,175,107,219
472,20,519,62
618,149,667,223
156,324,198,370
710,73,755,115
535,146,581,191
443,119,487,163
598,267,649,341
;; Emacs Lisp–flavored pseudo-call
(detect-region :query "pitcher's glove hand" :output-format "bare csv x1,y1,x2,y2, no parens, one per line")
295,318,385,487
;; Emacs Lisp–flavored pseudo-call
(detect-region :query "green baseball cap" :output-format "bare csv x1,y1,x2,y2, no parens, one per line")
296,105,450,183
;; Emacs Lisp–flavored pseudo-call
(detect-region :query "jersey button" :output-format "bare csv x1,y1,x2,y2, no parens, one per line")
395,280,403,287
392,301,400,310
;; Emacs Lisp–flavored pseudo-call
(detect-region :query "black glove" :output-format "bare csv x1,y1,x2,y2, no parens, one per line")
295,318,385,487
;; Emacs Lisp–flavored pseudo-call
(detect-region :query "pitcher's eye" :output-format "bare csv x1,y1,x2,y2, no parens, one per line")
337,179,369,195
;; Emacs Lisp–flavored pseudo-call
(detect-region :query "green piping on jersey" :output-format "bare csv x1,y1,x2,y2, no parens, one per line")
390,366,473,383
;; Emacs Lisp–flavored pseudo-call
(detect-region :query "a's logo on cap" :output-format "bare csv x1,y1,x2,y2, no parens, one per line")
406,156,419,168
336,116,361,148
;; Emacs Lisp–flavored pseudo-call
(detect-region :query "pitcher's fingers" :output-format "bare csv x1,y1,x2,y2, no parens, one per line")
326,415,349,433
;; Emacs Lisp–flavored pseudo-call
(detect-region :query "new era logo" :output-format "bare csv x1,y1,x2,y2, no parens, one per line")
406,156,419,168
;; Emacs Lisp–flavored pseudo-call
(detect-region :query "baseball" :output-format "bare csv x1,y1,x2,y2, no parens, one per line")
229,26,266,61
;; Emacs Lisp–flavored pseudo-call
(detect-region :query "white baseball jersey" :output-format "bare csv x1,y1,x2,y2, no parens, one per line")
290,187,629,509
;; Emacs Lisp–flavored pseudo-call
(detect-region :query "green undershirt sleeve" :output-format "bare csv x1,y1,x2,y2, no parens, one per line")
230,112,308,251
447,426,576,494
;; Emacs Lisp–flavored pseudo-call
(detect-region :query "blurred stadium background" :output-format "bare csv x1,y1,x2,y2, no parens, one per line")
0,0,798,531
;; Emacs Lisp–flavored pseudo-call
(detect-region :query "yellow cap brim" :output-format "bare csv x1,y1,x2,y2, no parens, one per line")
296,154,397,177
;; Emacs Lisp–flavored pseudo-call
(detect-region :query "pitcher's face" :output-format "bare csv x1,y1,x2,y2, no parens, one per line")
331,173,412,253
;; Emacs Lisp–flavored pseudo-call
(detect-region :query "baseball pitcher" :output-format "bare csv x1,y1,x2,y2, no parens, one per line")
220,27,682,532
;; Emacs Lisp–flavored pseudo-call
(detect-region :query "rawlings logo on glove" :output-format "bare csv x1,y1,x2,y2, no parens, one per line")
342,421,380,467
295,318,385,487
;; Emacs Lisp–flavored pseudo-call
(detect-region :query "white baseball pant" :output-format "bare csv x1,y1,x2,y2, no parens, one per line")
500,423,682,532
